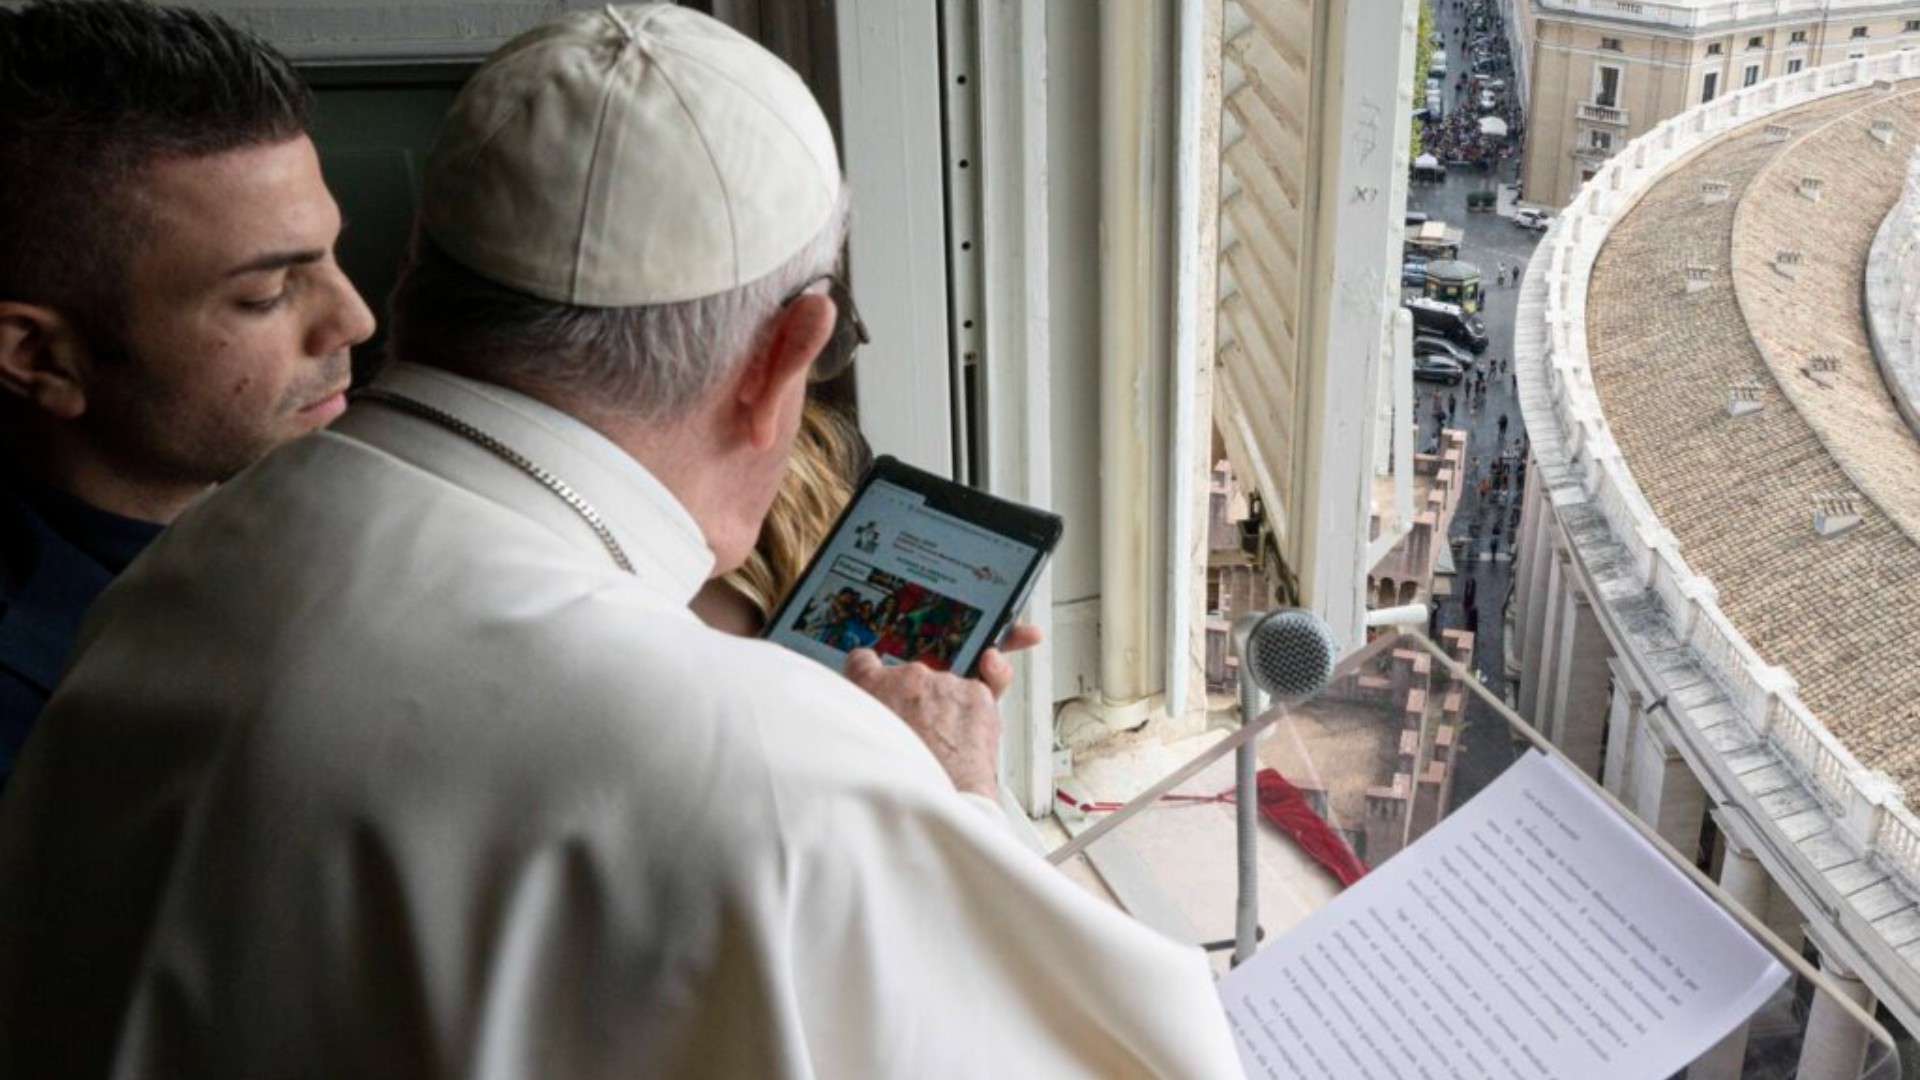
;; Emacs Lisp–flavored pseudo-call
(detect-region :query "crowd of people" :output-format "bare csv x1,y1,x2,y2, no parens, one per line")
1420,0,1526,172
1425,109,1521,172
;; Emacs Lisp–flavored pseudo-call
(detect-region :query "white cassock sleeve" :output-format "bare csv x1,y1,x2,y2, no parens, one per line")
716,662,1245,1080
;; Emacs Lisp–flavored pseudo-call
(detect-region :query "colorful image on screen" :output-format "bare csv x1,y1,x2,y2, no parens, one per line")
787,556,985,672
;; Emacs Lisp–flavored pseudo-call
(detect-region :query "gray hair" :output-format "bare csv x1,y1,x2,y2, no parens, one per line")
386,189,850,423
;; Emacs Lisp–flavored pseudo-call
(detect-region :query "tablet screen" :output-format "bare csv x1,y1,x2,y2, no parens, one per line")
767,476,1041,673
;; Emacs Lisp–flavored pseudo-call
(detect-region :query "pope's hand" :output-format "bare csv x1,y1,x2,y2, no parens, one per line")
845,650,1000,799
974,621,1042,701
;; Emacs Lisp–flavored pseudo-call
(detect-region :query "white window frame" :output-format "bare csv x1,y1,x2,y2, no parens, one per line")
1742,63,1760,87
1589,128,1613,151
837,1,1056,815
835,2,955,477
1786,57,1804,73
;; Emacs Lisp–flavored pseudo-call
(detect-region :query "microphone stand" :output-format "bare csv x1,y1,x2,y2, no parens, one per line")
1234,663,1266,966
1051,608,1332,967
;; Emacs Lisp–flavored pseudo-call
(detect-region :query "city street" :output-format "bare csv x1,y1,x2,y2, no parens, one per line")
1406,0,1542,803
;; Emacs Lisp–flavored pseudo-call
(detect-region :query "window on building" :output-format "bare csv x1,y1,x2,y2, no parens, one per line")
1589,129,1613,151
1790,29,1808,44
1742,64,1761,87
1907,20,1920,32
1706,42,1723,55
1786,57,1804,73
1849,49,1867,61
1595,64,1622,108
1747,35,1764,49
1600,36,1622,51
1702,71,1719,103
1852,25,1869,39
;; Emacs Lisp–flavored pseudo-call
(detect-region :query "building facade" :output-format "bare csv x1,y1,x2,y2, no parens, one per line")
1517,0,1920,208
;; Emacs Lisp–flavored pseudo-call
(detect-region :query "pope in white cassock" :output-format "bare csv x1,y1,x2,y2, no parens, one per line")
0,6,1242,1078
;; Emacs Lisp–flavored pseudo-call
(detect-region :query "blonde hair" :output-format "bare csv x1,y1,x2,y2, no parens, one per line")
724,400,866,619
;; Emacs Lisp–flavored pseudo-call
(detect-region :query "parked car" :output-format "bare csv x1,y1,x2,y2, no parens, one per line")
1428,49,1447,77
1414,334,1474,366
1414,353,1466,384
1405,296,1489,353
1401,259,1429,287
1514,208,1552,232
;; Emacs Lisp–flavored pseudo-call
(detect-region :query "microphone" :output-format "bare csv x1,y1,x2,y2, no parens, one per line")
1045,608,1338,869
1230,608,1335,965
1232,608,1338,702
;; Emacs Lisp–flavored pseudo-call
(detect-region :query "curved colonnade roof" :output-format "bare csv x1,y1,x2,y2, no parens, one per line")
1586,83,1920,795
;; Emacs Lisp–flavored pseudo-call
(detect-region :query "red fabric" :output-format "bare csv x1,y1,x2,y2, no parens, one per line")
1256,768,1369,887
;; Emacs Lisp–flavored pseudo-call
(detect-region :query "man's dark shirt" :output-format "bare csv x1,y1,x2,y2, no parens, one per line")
0,476,162,794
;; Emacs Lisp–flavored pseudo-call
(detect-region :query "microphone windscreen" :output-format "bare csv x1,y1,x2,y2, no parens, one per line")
1243,608,1337,701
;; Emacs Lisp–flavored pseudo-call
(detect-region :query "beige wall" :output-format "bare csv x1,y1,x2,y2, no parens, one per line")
1521,7,1920,206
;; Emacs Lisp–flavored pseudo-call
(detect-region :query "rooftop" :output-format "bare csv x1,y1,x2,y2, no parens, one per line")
1534,0,1920,32
1584,82,1920,795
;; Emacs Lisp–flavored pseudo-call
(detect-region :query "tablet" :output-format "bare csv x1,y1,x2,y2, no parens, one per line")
764,455,1063,677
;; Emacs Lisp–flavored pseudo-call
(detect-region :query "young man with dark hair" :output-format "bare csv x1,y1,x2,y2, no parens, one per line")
0,0,376,790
